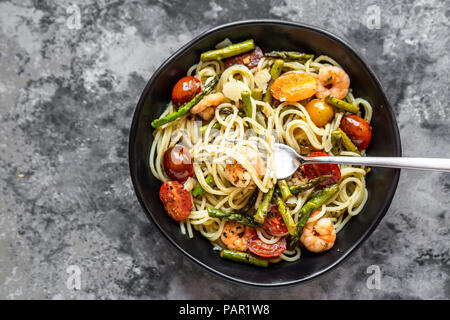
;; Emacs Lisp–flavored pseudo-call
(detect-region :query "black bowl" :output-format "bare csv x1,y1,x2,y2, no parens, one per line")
129,20,401,287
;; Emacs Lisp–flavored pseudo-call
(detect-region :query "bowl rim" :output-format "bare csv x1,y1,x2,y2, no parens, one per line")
128,19,402,287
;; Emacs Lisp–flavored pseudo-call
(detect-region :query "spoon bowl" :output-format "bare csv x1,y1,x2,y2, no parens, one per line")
273,143,302,179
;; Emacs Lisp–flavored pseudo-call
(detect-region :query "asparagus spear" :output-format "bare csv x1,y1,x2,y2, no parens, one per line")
270,59,284,79
276,194,296,235
220,249,269,268
290,184,339,246
192,175,215,197
200,122,221,134
208,208,234,215
263,90,272,104
331,130,343,155
277,179,293,201
207,208,261,227
200,39,255,61
251,88,263,101
241,90,253,118
254,185,275,224
289,175,332,195
331,128,360,155
265,51,314,61
325,95,360,114
274,187,281,197
151,75,219,128
263,59,284,105
337,128,359,154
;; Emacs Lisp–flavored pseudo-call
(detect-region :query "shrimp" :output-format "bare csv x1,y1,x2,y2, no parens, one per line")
225,163,253,188
314,66,350,100
190,92,225,120
225,145,266,188
221,221,255,251
198,107,215,121
300,210,336,253
288,167,308,187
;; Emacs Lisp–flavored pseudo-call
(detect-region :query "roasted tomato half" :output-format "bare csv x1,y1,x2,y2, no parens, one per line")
262,204,288,236
159,181,193,221
304,151,341,186
247,234,287,258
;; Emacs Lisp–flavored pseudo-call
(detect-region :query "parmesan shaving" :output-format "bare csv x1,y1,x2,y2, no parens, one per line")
254,69,271,92
222,79,250,102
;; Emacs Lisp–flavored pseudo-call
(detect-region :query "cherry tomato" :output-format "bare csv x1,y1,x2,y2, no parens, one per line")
262,204,288,236
305,99,335,127
224,46,263,69
171,76,201,107
247,234,287,258
340,115,372,150
304,151,341,186
159,181,193,221
270,72,317,102
163,145,193,182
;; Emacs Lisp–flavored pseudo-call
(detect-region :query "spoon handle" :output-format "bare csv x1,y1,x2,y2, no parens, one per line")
306,156,450,172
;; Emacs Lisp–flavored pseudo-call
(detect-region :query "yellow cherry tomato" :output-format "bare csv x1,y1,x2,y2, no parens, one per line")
270,72,317,102
305,99,335,127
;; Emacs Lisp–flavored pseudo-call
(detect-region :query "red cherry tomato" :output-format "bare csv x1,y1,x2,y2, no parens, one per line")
304,151,341,186
247,234,287,258
171,76,201,107
159,181,193,221
262,204,288,236
340,115,372,150
163,145,193,182
224,46,263,69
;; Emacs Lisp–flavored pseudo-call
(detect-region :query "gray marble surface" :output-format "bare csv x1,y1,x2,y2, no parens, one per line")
0,0,449,299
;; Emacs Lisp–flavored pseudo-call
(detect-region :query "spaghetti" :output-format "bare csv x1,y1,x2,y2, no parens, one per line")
150,39,372,266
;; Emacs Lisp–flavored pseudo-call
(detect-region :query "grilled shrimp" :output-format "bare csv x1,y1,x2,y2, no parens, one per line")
225,145,266,188
300,210,336,253
198,107,215,121
221,221,255,251
287,167,308,187
190,92,225,120
315,66,350,100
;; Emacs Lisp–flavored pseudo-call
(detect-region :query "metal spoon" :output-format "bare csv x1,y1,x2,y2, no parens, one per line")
274,143,450,179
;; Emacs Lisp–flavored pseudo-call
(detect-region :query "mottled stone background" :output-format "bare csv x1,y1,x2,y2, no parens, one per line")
0,0,449,299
